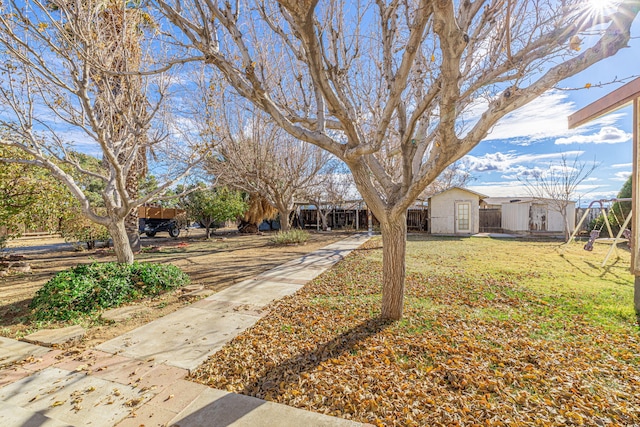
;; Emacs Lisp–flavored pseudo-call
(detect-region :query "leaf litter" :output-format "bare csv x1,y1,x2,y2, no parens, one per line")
190,239,640,426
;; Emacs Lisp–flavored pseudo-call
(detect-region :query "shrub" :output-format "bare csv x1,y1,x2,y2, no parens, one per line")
588,204,630,238
30,262,190,321
270,229,309,245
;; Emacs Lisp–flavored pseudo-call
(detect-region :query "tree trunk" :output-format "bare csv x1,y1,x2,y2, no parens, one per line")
380,212,407,320
205,225,212,239
278,208,291,232
124,209,141,253
320,211,329,231
561,207,570,242
109,220,135,264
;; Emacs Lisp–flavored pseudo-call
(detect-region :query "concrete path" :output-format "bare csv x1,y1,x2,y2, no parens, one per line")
472,232,522,238
0,233,371,427
4,242,75,255
0,338,49,368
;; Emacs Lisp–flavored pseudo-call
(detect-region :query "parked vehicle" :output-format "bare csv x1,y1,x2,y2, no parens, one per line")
137,206,185,238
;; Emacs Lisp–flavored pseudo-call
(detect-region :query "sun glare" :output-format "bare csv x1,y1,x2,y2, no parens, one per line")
586,0,617,16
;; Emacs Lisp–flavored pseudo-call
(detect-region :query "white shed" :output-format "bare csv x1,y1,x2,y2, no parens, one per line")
500,198,575,234
428,187,486,235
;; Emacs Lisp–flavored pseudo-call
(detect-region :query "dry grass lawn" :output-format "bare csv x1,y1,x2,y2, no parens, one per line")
191,235,640,426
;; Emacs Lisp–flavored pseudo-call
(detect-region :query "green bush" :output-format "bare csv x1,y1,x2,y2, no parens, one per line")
588,203,630,238
30,262,190,321
270,229,309,245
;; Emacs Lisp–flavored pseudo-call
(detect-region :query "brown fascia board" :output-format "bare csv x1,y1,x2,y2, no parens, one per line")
568,77,640,129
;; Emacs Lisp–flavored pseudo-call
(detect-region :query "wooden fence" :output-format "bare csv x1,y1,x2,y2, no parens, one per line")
299,207,428,231
479,209,502,233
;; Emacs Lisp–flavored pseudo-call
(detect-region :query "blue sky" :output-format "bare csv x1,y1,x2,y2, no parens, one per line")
466,20,639,205
9,1,636,207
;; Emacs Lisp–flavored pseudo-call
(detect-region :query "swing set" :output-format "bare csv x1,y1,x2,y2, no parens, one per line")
566,198,632,267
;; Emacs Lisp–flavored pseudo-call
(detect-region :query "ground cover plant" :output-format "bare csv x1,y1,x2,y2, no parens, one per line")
270,229,310,245
30,262,190,321
192,236,640,426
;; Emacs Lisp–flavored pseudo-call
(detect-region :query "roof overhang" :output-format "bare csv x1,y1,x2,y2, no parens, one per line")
568,77,640,129
428,186,488,200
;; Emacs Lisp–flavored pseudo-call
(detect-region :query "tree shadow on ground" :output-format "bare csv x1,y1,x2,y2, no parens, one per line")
352,244,382,252
0,298,32,326
174,317,392,427
240,316,392,399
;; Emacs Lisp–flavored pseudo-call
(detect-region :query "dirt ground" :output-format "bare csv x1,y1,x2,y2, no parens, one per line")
0,228,349,351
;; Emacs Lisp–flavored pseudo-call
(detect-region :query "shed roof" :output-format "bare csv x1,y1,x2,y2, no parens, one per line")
483,197,535,205
427,186,488,200
483,197,576,205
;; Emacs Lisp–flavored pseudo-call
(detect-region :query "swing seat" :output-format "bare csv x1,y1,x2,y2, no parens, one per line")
622,229,632,250
584,229,600,251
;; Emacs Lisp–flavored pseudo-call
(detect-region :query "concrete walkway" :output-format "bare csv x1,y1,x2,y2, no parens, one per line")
0,234,371,427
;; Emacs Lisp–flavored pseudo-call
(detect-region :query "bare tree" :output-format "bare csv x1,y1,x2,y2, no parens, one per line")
421,162,474,198
207,105,331,231
0,0,203,263
157,0,638,319
519,154,598,241
306,166,355,231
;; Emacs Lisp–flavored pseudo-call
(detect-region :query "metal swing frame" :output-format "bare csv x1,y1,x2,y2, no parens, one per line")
567,198,632,267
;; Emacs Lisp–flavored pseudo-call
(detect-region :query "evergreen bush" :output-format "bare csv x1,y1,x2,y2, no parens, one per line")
30,262,190,321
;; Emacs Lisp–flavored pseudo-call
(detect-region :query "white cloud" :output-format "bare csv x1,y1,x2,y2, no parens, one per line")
471,90,628,145
612,171,631,181
584,190,620,201
555,126,632,145
611,163,632,168
487,92,575,142
464,150,584,173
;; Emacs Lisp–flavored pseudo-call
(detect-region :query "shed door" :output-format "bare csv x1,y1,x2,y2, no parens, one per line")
455,201,471,233
529,204,547,231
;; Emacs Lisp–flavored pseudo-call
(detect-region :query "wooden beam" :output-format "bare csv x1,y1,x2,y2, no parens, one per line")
568,77,640,129
633,98,640,313
633,98,640,274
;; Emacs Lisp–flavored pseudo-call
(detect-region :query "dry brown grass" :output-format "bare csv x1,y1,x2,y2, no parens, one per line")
191,236,639,426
